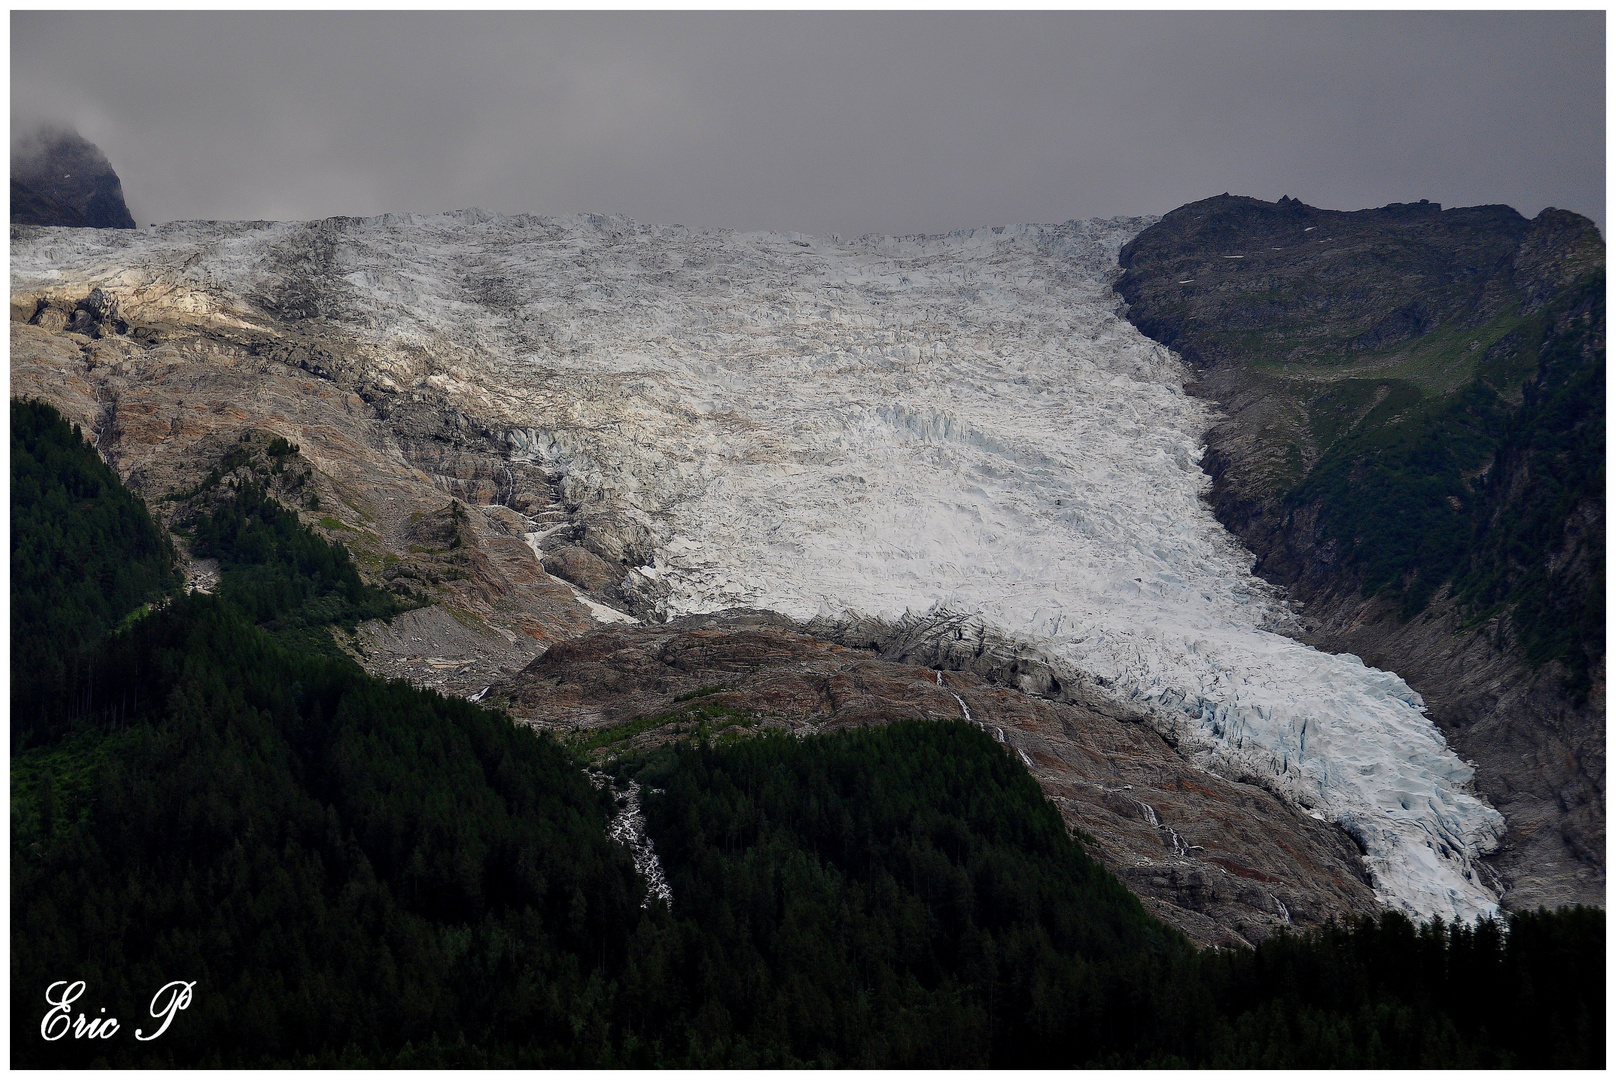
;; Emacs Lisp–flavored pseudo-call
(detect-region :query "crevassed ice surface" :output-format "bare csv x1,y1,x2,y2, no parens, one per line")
11,211,1505,920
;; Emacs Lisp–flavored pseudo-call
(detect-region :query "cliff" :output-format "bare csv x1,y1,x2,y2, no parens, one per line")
11,127,136,229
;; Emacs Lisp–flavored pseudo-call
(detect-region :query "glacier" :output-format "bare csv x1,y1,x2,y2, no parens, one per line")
11,210,1506,921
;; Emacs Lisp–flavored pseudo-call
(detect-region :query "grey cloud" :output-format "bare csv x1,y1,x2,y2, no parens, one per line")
11,11,1605,234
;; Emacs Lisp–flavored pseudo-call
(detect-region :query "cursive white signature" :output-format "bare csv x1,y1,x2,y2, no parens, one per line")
41,980,195,1042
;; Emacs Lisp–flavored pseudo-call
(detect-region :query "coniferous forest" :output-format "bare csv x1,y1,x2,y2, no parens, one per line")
10,398,1605,1067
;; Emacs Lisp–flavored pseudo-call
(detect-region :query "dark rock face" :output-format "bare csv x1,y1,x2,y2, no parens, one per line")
497,611,1379,947
11,177,91,228
25,287,130,338
1117,194,1605,911
11,127,136,229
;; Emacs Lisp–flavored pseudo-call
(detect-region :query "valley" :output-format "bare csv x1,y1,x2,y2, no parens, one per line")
10,206,1548,936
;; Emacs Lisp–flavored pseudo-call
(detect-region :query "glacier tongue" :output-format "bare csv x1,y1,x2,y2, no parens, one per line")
11,211,1505,921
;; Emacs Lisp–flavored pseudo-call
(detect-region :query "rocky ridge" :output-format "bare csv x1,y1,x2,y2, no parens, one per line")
9,292,596,697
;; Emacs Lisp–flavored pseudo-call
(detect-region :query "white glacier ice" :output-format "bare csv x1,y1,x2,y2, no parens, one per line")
11,210,1505,921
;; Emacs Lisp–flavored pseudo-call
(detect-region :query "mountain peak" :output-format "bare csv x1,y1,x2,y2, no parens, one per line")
11,125,136,229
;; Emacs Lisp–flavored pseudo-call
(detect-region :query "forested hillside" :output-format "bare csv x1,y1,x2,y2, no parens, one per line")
12,398,180,744
10,399,1604,1066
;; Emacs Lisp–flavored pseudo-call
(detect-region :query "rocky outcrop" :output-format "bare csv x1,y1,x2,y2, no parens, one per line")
543,544,624,593
1117,195,1605,910
8,300,599,697
24,288,129,338
498,611,1379,947
11,127,136,229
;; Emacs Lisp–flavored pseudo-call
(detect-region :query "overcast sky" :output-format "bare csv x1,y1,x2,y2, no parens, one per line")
11,11,1606,235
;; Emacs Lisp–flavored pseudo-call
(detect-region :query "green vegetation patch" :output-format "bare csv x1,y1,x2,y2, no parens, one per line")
1450,276,1606,696
11,592,644,1068
1292,371,1507,615
192,479,422,644
615,721,1187,1067
572,702,758,754
1292,273,1604,693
